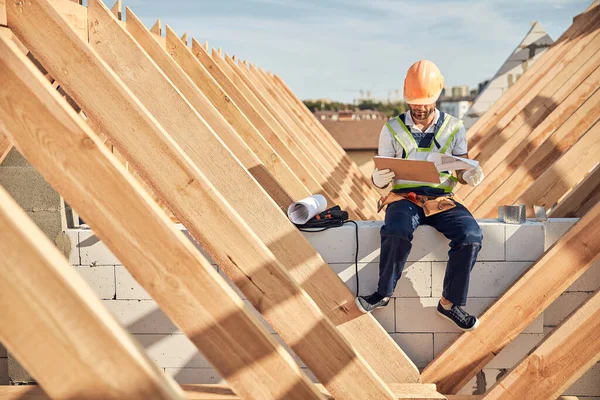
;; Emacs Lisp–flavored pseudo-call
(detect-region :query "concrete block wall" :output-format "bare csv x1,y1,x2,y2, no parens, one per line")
5,219,597,397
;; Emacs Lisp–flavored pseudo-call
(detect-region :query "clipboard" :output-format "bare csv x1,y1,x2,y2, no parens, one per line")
373,156,441,184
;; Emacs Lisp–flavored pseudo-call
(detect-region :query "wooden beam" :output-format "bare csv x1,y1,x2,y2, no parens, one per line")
88,5,417,386
84,3,396,397
168,30,352,213
483,290,600,400
515,121,599,215
218,53,369,218
421,202,600,394
471,88,600,218
163,27,325,207
250,65,380,216
110,0,121,19
4,4,324,400
458,60,600,203
467,6,600,146
150,18,161,35
0,130,12,163
125,8,295,210
270,72,381,207
180,31,187,44
0,185,183,400
549,164,600,217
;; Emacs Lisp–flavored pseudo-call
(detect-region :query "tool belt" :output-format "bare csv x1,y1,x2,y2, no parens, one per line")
377,191,463,216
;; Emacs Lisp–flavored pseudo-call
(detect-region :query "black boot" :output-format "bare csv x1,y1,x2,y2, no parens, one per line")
355,292,390,313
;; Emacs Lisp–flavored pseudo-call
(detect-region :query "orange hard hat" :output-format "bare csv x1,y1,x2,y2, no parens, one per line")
404,60,444,105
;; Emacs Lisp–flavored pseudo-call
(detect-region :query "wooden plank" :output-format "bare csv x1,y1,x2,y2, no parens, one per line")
465,34,600,171
421,202,600,394
270,72,382,208
205,47,371,217
124,8,295,210
150,18,161,35
223,56,370,218
0,0,5,26
467,6,600,146
471,88,600,217
461,65,600,211
110,0,121,19
549,164,600,217
87,3,417,385
166,30,344,211
0,130,12,163
245,62,376,217
515,121,600,215
163,28,328,208
467,9,600,148
46,0,88,41
483,290,600,400
84,3,397,397
0,186,183,400
4,5,324,400
13,1,398,398
252,65,381,215
458,52,600,200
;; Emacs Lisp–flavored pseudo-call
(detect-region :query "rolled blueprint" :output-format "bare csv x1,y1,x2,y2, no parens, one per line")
287,194,327,225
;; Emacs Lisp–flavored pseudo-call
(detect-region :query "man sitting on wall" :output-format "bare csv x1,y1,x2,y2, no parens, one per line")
356,60,485,331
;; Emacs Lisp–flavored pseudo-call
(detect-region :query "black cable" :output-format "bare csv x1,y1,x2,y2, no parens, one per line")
298,219,361,296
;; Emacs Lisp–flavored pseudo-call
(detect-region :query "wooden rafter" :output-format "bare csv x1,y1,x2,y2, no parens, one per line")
458,61,600,207
0,131,11,163
124,7,295,210
549,164,600,217
0,184,183,400
466,4,600,146
0,31,320,400
82,0,414,391
483,290,600,400
422,202,600,394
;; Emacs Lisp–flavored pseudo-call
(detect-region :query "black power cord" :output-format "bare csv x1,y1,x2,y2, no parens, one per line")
297,218,361,296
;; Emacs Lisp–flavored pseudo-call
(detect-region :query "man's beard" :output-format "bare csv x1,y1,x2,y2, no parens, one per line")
411,108,434,121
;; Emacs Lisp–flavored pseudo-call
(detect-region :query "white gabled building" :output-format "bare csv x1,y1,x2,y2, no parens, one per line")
463,21,554,129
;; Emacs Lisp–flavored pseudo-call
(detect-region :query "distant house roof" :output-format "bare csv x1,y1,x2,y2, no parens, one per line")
463,21,553,129
321,119,385,150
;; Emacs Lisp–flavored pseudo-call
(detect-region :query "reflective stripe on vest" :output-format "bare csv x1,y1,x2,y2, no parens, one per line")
384,114,464,192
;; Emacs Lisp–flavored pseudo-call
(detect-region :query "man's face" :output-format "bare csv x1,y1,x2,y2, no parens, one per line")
409,103,436,121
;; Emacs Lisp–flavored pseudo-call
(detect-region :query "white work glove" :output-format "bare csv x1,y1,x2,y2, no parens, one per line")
463,166,484,187
372,168,395,189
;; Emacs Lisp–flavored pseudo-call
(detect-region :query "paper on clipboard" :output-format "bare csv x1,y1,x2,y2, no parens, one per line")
373,156,441,184
427,153,479,171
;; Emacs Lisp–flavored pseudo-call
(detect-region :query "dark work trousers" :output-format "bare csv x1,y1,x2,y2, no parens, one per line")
377,199,483,306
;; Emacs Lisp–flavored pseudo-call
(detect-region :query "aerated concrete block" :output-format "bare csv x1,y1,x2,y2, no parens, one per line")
432,261,532,298
372,300,395,332
563,363,600,397
329,261,431,297
165,367,225,384
390,333,434,368
505,223,545,261
115,266,152,300
0,357,8,385
134,334,211,368
395,297,544,333
79,230,121,265
434,333,545,369
66,229,80,265
75,266,115,300
102,300,178,334
544,219,578,250
544,291,594,327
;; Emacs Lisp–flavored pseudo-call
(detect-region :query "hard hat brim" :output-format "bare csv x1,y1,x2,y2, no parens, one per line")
405,94,440,105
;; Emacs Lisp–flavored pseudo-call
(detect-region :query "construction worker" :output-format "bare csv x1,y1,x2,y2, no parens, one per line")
356,60,485,331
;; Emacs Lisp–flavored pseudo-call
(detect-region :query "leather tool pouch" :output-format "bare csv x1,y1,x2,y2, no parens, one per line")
377,191,459,217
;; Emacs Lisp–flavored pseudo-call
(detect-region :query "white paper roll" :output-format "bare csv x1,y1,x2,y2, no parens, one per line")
287,194,328,225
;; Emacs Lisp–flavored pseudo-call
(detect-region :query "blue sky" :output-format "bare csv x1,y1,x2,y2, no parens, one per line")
121,0,590,102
